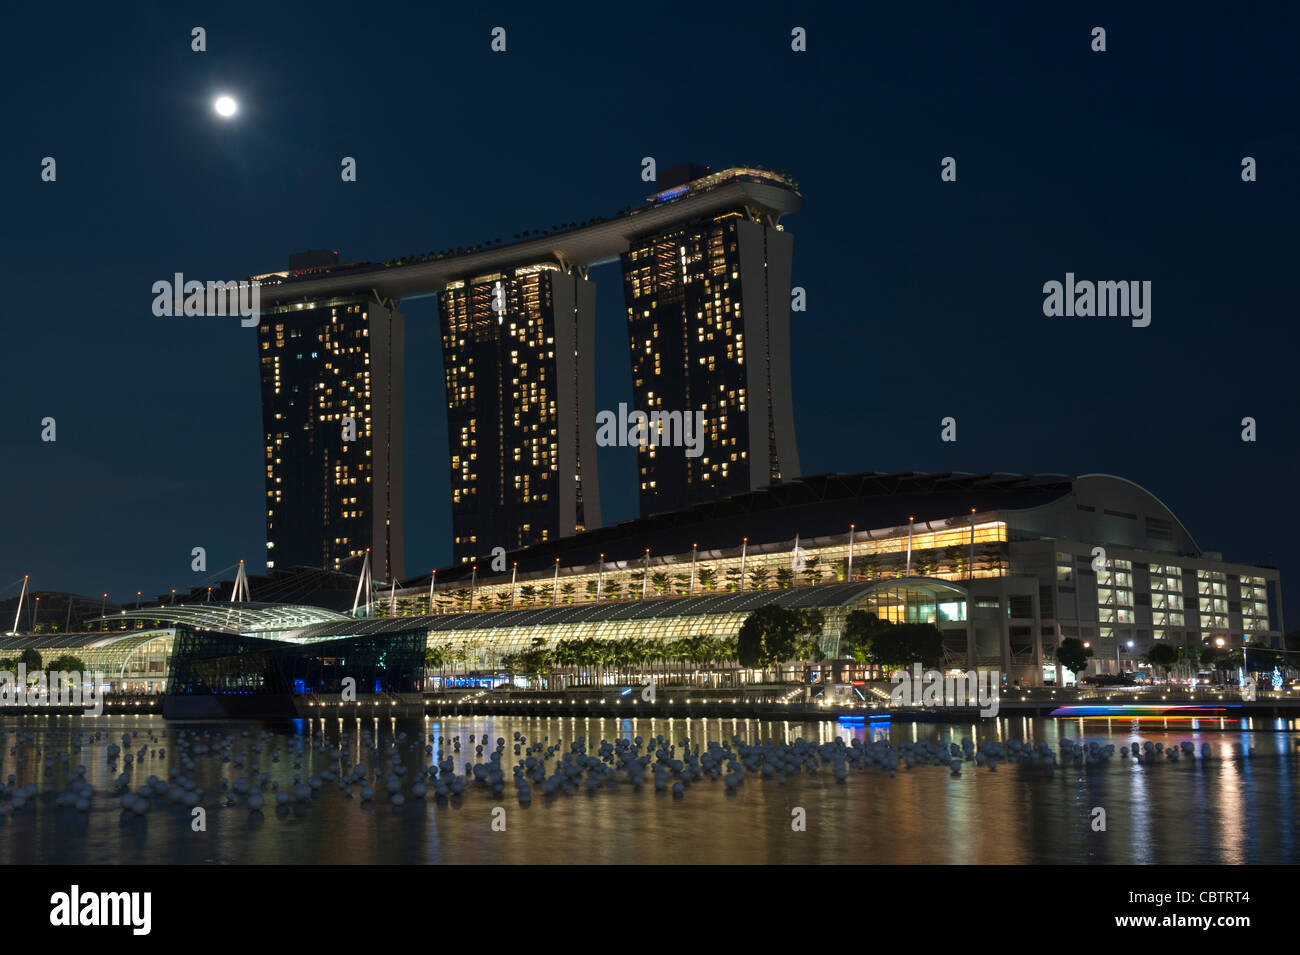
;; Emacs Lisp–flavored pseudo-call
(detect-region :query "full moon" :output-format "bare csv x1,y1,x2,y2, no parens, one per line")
214,95,238,118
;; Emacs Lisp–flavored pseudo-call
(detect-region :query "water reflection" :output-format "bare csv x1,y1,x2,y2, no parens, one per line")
1,713,1296,864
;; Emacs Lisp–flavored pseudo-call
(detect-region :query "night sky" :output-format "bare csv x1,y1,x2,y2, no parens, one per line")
2,3,1296,625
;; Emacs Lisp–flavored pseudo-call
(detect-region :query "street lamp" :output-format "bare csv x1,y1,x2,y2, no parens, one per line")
1116,639,1134,676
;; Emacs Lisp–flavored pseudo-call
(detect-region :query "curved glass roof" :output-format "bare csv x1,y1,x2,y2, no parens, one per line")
93,602,348,636
0,630,172,652
292,578,967,641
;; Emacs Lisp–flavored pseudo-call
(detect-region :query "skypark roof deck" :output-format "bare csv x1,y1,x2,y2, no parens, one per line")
252,168,803,305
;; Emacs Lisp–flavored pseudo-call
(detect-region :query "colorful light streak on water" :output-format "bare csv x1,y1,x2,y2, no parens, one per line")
1050,703,1242,721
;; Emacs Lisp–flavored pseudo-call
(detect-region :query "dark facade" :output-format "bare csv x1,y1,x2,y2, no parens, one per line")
163,626,426,718
257,292,405,579
438,265,600,564
621,198,800,517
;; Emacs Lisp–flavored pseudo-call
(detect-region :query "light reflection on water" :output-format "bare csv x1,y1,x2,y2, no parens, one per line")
1,714,1297,864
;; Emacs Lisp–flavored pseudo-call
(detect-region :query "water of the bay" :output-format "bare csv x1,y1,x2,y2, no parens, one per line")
2,713,1297,864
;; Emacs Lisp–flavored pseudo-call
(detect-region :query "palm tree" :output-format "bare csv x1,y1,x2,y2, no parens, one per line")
501,651,520,681
631,639,654,683
804,556,823,586
690,633,721,685
717,635,738,665
749,566,770,591
612,640,637,683
651,572,670,596
674,637,694,683
552,639,576,686
519,584,538,607
560,582,577,605
580,639,599,687
424,646,446,687
698,567,718,592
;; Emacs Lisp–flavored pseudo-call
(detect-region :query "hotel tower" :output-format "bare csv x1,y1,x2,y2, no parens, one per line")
255,252,405,579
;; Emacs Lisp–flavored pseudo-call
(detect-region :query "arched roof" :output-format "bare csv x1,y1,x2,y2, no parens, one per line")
291,577,969,641
94,603,348,635
1074,473,1201,553
0,630,172,652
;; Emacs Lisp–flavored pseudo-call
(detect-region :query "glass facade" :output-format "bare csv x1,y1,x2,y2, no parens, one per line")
1240,574,1269,632
391,521,1008,616
438,265,596,564
399,581,964,667
620,205,797,515
1,631,175,693
1097,557,1135,624
1148,562,1185,631
167,628,424,696
623,215,751,509
1197,569,1229,631
258,296,403,577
